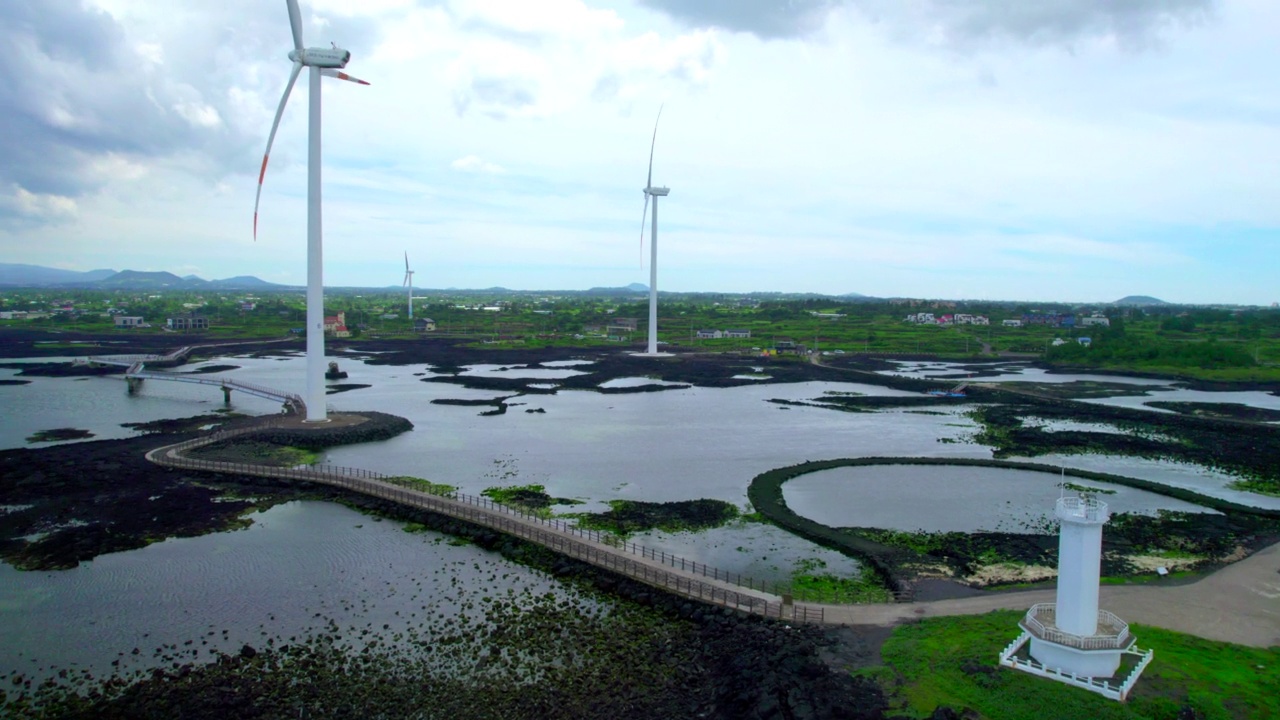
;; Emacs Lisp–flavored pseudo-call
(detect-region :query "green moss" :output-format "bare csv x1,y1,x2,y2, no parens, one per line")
1228,479,1280,498
383,476,457,497
880,610,1280,720
479,485,583,518
569,499,739,536
783,559,892,603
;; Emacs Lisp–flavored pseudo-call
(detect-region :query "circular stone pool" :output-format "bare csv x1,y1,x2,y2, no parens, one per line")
782,464,1216,534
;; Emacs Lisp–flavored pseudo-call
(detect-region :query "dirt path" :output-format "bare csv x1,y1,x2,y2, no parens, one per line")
818,540,1280,648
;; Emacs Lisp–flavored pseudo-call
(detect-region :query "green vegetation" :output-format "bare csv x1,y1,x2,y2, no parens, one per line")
873,610,1280,719
187,441,320,467
481,484,582,517
1227,479,1280,498
5,287,1279,380
382,476,457,497
569,499,739,536
784,559,892,603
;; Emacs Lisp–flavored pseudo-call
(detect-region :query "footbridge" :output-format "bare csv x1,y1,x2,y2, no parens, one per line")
79,345,305,415
126,370,306,415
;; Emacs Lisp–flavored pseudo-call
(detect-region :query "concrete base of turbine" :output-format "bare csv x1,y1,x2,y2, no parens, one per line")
629,351,675,358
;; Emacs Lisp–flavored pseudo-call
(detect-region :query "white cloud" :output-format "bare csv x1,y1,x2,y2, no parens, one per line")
6,0,1279,304
3,184,79,221
451,155,506,174
173,100,223,129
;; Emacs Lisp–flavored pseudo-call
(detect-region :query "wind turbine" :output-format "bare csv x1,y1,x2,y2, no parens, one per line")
639,107,669,355
253,0,369,422
403,252,415,320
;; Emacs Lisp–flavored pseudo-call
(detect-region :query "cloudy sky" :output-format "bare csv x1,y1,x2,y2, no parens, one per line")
1,0,1276,303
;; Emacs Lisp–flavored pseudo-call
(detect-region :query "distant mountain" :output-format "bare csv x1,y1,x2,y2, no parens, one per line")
0,263,118,286
0,264,283,290
1112,295,1169,306
207,275,285,290
97,270,192,289
585,283,648,295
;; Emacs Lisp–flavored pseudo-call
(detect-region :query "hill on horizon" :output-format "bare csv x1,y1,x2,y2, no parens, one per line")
0,263,117,286
0,264,283,290
1112,295,1169,306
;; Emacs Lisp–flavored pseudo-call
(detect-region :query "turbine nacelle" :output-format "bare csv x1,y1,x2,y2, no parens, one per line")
288,47,352,68
645,186,670,197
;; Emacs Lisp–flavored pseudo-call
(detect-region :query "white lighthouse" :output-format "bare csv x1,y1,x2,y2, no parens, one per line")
999,495,1153,700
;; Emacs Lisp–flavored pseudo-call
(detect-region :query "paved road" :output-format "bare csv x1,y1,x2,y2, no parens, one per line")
818,540,1280,648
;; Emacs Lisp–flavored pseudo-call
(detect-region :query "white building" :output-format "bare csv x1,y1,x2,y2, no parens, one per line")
1000,496,1152,701
1002,319,1023,327
114,316,145,328
1080,315,1111,327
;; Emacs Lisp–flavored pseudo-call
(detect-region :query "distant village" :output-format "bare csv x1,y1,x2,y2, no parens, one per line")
903,311,1112,329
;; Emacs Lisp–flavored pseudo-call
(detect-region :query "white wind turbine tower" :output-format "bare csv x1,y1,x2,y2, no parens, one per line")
403,252,415,320
253,0,369,423
638,107,669,356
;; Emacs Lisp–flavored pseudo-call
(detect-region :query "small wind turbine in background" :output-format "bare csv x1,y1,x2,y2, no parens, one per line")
403,252,415,320
253,0,369,422
638,106,669,356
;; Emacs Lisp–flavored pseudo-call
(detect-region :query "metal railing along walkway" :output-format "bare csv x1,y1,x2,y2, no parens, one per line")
145,419,827,623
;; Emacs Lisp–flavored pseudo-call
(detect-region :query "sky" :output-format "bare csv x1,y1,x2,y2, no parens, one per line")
1,0,1277,304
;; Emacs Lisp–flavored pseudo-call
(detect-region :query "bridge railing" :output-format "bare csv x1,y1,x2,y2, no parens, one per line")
149,420,832,623
126,372,306,415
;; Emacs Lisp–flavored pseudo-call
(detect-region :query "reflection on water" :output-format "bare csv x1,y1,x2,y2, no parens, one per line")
598,377,686,388
879,360,1174,387
0,502,567,680
459,364,589,379
783,465,1215,534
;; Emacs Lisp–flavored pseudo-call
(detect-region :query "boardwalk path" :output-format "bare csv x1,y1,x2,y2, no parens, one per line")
146,416,819,623
146,414,1280,647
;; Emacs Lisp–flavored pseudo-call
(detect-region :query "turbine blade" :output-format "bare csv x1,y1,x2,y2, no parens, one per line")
645,104,663,189
286,0,304,53
639,194,650,268
321,68,370,85
404,251,409,271
253,61,303,241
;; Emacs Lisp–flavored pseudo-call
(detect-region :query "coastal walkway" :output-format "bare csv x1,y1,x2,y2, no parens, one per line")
145,416,820,624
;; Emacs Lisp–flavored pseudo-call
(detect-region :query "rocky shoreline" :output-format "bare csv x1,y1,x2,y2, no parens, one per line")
1,420,905,720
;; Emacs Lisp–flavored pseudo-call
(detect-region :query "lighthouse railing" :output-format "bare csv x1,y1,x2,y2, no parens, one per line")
1021,603,1132,650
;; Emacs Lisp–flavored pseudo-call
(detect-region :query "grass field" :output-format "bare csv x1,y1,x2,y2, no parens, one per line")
868,610,1280,719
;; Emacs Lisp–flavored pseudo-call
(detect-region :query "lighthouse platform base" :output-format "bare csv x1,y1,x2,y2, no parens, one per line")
999,631,1154,702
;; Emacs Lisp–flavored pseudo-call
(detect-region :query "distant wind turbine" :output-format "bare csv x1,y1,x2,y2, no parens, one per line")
403,252,415,320
253,0,369,422
639,106,669,355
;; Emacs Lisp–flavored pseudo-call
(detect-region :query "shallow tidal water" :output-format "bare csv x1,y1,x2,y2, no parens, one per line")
0,501,571,681
2,351,1276,684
